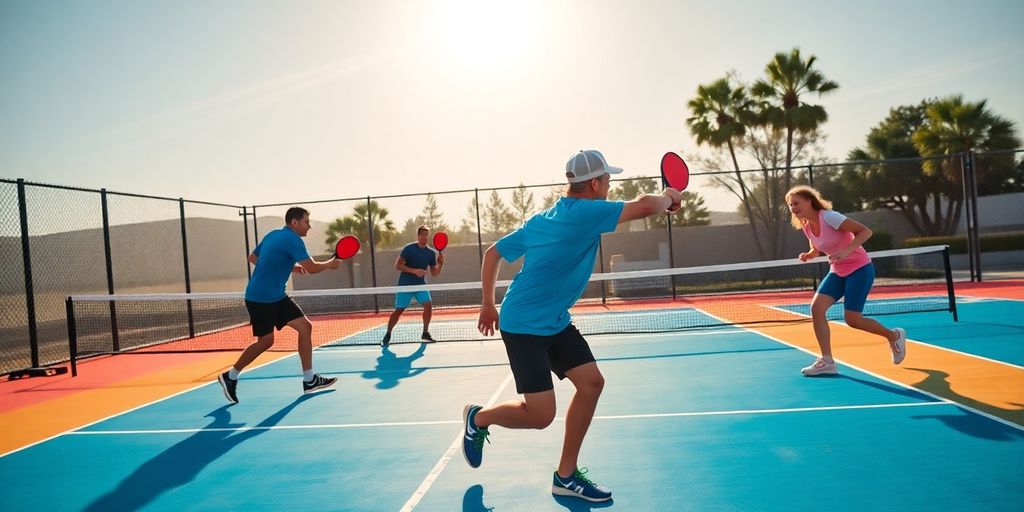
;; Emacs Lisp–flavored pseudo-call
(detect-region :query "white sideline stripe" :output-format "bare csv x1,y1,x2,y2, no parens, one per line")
67,419,464,435
0,324,380,459
762,303,1024,371
400,372,513,512
692,305,1024,433
593,401,947,420
66,400,948,436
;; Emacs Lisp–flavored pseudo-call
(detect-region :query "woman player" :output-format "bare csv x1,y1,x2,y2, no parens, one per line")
785,185,907,376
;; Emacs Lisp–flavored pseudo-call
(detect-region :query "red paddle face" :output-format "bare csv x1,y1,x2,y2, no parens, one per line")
432,232,448,252
334,235,361,259
660,152,690,191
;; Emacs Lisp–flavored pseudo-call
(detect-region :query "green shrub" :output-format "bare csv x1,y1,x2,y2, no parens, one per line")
864,228,893,251
903,231,1024,253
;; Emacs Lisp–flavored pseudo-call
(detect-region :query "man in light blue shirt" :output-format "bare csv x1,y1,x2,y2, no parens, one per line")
217,207,341,404
460,150,684,503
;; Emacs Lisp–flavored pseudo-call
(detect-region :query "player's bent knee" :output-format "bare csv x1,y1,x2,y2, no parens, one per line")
290,318,312,334
844,311,864,326
531,410,556,429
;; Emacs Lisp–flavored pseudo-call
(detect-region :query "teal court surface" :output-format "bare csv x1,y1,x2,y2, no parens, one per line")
1,295,1023,511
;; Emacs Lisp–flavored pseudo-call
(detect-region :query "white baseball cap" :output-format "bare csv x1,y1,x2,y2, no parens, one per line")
565,149,624,183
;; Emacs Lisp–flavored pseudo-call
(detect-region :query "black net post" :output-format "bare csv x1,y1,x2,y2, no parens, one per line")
100,189,120,351
942,246,958,322
66,296,77,377
17,179,39,368
179,199,195,337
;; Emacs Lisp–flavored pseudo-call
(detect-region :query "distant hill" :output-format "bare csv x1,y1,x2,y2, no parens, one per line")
0,216,333,294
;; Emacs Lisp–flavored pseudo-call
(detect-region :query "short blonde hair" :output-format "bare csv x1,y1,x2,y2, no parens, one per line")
785,186,833,229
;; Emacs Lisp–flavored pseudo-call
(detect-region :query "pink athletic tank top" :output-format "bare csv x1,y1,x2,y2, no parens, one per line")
802,209,871,277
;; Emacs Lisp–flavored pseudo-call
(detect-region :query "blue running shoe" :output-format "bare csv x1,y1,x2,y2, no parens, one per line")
552,467,612,502
462,404,490,468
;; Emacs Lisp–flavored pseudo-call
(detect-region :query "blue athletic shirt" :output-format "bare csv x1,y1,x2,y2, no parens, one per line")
245,227,311,303
397,243,437,286
495,197,624,335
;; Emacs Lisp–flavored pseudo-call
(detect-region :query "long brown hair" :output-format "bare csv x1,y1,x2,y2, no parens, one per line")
785,185,833,229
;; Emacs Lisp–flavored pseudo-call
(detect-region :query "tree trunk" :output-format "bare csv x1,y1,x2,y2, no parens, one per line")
728,140,766,259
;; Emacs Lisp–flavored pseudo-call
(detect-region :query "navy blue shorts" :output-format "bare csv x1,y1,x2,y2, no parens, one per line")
500,324,596,394
816,263,875,312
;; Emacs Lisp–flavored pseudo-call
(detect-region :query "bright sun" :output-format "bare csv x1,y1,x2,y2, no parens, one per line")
433,0,540,75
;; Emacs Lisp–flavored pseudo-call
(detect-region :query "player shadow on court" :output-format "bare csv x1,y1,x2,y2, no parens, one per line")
552,495,615,510
81,392,330,512
904,367,1024,441
833,374,939,401
361,342,429,389
462,484,494,511
461,484,613,511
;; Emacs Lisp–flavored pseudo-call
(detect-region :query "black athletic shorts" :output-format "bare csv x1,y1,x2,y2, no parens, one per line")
500,323,596,394
245,296,305,337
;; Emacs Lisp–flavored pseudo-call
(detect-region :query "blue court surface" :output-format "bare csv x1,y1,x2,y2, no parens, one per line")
1,303,1022,511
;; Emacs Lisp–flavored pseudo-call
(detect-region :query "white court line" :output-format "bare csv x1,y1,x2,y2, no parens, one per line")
0,323,382,459
691,305,1024,433
63,400,951,436
593,401,947,420
67,419,464,435
400,372,514,512
762,302,1024,371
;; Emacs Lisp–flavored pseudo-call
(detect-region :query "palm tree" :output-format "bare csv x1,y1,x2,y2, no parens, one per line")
687,75,764,257
325,200,397,250
913,95,1020,179
751,48,839,182
751,47,838,255
912,95,1020,234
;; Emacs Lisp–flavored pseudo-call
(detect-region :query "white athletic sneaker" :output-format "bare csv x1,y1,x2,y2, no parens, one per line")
890,327,907,365
801,357,838,376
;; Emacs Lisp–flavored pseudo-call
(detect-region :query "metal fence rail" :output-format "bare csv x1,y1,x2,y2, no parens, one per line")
1,149,1021,375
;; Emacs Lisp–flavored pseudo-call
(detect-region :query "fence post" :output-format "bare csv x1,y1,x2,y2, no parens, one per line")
179,199,195,337
100,189,120,351
475,188,483,266
666,214,677,300
968,151,982,281
959,154,978,281
807,165,821,289
252,206,260,247
241,206,252,279
598,239,607,304
366,196,379,313
16,180,39,368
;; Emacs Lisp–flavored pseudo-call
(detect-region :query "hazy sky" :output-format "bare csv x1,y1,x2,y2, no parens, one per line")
2,0,1022,224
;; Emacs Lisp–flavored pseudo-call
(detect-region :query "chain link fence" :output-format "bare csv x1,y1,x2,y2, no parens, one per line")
2,149,1021,374
0,179,246,374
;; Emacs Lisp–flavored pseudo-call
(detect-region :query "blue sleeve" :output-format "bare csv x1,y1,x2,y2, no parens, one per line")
495,226,528,263
577,200,624,238
399,245,412,261
252,241,263,257
288,235,310,263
